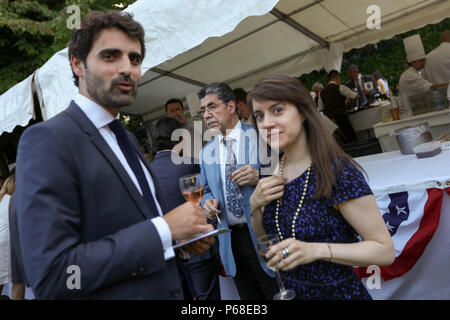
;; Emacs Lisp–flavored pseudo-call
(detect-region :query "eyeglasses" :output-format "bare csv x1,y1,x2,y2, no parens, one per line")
199,102,226,116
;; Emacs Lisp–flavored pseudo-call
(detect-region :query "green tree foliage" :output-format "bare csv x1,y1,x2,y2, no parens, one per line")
0,0,137,175
0,0,136,94
300,18,450,95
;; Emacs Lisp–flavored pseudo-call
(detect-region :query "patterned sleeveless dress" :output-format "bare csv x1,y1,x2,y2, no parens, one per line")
262,159,373,300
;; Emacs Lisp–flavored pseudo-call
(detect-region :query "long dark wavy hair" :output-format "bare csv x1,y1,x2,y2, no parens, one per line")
247,74,363,200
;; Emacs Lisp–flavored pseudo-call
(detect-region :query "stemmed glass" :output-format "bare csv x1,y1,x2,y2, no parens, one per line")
179,173,205,204
179,173,221,223
256,233,296,300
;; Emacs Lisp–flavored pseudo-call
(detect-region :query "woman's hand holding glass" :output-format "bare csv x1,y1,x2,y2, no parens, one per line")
265,238,325,271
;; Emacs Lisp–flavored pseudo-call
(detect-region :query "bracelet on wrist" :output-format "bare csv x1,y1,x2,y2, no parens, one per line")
326,243,334,263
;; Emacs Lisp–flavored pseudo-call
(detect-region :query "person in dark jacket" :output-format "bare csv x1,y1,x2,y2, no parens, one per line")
320,70,358,143
149,117,221,300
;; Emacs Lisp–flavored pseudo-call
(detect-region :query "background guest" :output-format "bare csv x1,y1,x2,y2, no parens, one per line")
232,88,254,126
0,173,15,295
372,70,390,97
346,64,379,107
312,82,324,109
149,117,220,300
199,82,276,300
319,70,358,143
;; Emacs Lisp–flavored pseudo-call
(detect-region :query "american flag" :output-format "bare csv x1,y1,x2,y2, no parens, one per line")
354,188,444,281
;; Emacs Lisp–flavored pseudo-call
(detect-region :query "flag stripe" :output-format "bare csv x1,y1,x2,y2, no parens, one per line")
355,188,443,280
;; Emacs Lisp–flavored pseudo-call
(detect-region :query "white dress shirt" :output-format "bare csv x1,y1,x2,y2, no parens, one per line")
217,121,247,226
74,94,174,260
422,42,450,84
0,194,12,285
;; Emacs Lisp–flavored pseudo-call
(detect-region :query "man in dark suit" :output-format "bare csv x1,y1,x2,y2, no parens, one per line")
149,118,220,300
320,70,358,143
346,64,380,108
15,11,213,300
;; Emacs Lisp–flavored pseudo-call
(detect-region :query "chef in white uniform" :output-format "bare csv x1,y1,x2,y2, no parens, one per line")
422,30,450,84
399,34,448,115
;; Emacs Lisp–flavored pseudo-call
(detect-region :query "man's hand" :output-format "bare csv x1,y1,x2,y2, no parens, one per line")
163,202,213,241
231,164,259,186
203,198,221,221
184,236,215,255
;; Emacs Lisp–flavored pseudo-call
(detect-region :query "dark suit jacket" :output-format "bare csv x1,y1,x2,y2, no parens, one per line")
149,150,219,264
346,74,379,106
15,101,183,300
8,193,29,286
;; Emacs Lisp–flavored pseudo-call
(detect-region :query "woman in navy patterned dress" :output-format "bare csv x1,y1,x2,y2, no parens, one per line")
248,75,395,300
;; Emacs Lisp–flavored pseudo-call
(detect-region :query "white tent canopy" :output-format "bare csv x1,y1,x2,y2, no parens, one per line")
0,0,448,135
126,0,449,119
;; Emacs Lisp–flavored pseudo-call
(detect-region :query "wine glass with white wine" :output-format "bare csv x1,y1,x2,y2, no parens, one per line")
256,233,296,300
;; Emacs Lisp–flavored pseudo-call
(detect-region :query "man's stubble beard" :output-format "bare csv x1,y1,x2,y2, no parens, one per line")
85,67,138,109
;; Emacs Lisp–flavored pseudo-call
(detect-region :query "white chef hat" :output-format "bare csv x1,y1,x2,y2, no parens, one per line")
403,34,425,63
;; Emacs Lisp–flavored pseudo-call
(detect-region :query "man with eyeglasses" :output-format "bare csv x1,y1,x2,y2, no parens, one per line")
198,83,276,300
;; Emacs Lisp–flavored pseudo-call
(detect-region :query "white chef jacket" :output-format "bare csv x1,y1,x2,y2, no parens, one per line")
399,67,432,111
422,42,450,84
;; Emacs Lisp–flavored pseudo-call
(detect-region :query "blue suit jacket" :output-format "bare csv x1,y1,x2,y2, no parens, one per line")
149,150,219,264
15,102,183,299
199,123,274,278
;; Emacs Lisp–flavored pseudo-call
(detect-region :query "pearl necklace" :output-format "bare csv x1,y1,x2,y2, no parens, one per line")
275,154,311,241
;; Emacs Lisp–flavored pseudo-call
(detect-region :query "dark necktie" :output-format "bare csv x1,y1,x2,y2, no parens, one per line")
224,138,243,218
355,79,367,106
108,119,159,216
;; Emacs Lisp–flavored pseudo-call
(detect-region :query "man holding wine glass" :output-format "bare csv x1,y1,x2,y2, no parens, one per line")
14,11,214,299
198,82,277,300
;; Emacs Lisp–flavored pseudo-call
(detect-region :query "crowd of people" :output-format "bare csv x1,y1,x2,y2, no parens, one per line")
310,31,449,145
0,10,448,301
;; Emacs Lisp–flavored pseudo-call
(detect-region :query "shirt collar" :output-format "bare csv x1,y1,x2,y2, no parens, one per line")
74,93,119,130
219,120,242,144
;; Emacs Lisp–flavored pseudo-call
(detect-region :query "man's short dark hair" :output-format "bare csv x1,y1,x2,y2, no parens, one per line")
68,10,146,87
328,70,340,81
165,98,184,112
232,88,247,103
197,82,236,105
152,117,182,153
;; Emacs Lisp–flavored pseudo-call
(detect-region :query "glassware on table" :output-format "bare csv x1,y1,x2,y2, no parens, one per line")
390,96,400,121
380,105,392,123
179,173,221,223
256,234,296,300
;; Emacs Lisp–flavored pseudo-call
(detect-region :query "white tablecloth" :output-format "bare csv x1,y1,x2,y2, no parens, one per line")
349,106,382,132
355,149,450,195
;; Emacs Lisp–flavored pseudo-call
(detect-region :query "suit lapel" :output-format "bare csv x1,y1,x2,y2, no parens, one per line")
66,102,151,220
133,145,167,214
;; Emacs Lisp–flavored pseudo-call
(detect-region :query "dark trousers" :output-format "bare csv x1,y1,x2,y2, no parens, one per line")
334,115,357,143
230,226,277,300
182,256,221,300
